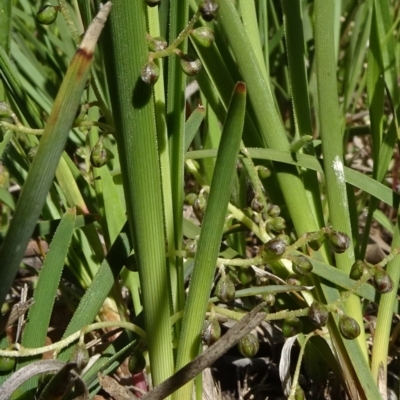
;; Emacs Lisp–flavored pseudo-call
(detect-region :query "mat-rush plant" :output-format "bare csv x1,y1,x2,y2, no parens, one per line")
0,0,399,398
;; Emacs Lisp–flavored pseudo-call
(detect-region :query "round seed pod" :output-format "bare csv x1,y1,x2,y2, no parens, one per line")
372,269,393,294
146,0,161,7
263,237,287,257
202,318,221,345
90,140,107,168
267,204,280,218
251,196,264,212
190,27,215,48
148,36,168,52
141,61,160,85
282,316,303,338
198,0,220,21
308,301,329,327
268,217,286,232
180,54,202,76
128,350,146,374
70,343,89,372
238,333,259,357
262,293,275,307
287,274,302,286
257,166,271,179
328,231,350,254
349,260,371,280
338,314,360,340
291,255,313,276
215,274,235,302
308,234,325,251
0,102,12,118
0,356,15,372
36,4,58,25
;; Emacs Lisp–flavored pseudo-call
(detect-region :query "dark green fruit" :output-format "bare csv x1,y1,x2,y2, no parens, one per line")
180,54,202,76
198,0,219,21
251,196,264,212
128,351,146,374
291,255,313,276
308,301,329,327
202,319,221,345
0,102,12,118
215,275,235,302
282,316,303,338
0,356,15,372
147,36,167,51
349,260,371,280
238,333,259,357
190,27,215,47
237,267,255,285
90,140,107,168
308,233,325,251
372,269,393,294
328,231,350,253
338,314,360,340
36,4,58,25
141,61,160,85
263,237,287,257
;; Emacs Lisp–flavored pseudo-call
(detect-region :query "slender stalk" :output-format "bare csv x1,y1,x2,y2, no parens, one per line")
100,0,174,388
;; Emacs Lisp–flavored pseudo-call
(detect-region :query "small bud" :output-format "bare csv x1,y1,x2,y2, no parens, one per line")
282,316,303,338
268,216,286,231
28,146,38,161
215,274,235,302
36,4,58,25
338,314,360,340
251,196,264,212
146,0,161,7
263,237,287,257
0,102,12,118
198,0,219,21
0,356,15,372
185,192,197,205
90,140,107,168
257,165,271,179
141,61,160,85
238,333,259,357
180,54,202,76
291,255,313,276
308,301,329,327
128,350,146,374
267,204,280,217
70,343,89,372
193,195,206,213
190,27,215,47
202,318,221,345
328,231,350,254
262,293,275,307
287,274,302,286
372,269,393,294
148,36,168,52
349,260,371,280
237,267,255,285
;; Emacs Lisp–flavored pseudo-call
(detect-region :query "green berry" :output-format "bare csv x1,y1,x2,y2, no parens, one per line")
257,166,271,179
215,274,235,302
0,102,12,118
282,316,303,338
0,356,15,372
263,237,287,257
90,140,107,168
198,0,219,22
148,36,167,51
190,27,215,47
202,319,221,345
36,4,58,25
180,54,202,76
238,333,259,357
349,260,371,280
372,269,393,294
338,314,360,340
328,231,350,254
128,350,146,374
291,255,313,276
